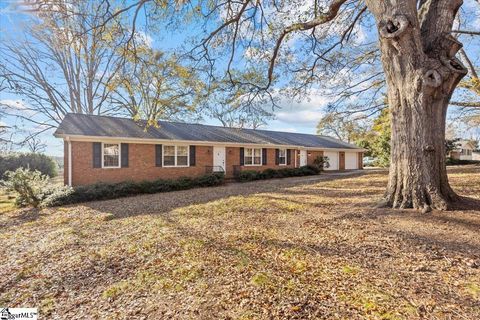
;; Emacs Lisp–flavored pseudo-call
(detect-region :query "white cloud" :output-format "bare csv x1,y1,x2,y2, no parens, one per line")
0,99,34,115
276,110,323,125
267,90,332,129
278,127,298,133
136,31,154,47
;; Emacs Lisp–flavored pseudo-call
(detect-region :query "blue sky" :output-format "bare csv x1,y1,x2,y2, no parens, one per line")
0,0,479,156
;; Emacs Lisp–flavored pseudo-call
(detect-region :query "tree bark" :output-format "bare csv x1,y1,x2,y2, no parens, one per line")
365,0,468,211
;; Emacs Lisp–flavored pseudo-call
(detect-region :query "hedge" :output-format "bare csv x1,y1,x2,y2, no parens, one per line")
235,165,320,182
46,172,225,207
446,158,480,166
0,153,58,178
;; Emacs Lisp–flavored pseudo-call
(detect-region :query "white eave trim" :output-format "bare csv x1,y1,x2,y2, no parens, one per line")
54,133,367,152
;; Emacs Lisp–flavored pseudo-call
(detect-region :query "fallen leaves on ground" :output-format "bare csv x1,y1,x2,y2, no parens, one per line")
1,167,479,319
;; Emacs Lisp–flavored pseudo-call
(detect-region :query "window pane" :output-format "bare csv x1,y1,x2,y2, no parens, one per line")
279,156,286,165
177,156,188,166
104,144,119,155
279,149,286,157
103,144,119,167
164,146,175,156
245,156,253,165
177,146,188,156
245,148,253,156
164,156,175,166
254,156,261,165
104,155,119,167
254,149,261,157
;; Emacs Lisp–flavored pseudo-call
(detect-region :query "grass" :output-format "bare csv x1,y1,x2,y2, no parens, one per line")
0,166,479,319
0,189,16,213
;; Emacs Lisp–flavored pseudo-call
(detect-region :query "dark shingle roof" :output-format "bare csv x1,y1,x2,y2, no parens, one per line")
54,113,361,150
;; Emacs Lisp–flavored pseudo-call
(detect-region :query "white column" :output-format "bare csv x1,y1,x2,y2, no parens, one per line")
67,139,72,187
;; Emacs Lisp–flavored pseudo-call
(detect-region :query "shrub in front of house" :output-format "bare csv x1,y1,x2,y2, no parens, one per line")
45,172,225,207
0,153,58,178
446,158,480,166
1,168,72,208
235,165,320,182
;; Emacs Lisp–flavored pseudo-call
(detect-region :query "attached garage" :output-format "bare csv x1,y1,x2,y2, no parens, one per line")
324,151,339,170
345,152,359,170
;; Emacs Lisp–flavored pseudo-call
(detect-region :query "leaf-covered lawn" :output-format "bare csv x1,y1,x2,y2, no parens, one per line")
1,167,479,319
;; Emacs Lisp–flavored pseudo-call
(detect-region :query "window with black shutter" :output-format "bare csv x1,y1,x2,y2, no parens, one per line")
240,147,244,165
121,143,129,168
155,144,162,167
93,142,101,168
189,145,196,166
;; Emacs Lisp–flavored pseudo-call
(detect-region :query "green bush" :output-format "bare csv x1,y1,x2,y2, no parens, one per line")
236,170,260,182
1,168,72,208
235,166,320,182
0,153,58,178
46,172,225,207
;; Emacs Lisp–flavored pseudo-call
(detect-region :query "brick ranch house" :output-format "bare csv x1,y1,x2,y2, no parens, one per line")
54,114,365,186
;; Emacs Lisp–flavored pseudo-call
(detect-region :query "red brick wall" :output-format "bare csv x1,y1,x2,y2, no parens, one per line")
358,152,364,169
225,147,296,178
339,152,345,170
307,150,324,166
67,141,213,186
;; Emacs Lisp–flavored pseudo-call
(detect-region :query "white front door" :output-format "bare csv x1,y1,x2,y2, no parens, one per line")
213,146,226,172
300,150,307,166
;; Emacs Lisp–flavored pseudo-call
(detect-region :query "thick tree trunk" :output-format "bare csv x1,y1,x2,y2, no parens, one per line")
384,75,459,211
365,0,468,211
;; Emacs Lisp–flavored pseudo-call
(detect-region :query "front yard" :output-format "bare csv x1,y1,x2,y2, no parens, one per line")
1,167,479,319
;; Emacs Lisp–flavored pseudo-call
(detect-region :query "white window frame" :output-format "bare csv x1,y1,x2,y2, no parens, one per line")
278,148,287,166
162,145,190,167
102,142,121,169
244,147,262,166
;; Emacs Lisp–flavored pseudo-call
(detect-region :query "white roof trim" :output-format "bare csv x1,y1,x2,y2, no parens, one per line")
54,133,367,152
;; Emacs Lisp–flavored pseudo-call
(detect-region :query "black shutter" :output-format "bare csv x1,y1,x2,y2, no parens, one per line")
93,142,101,168
155,144,162,167
275,149,280,165
121,143,129,168
262,148,267,165
287,149,292,165
240,147,245,166
189,145,196,166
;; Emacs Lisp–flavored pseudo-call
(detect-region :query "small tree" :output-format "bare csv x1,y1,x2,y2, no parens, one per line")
445,138,461,158
2,168,72,208
313,156,330,171
2,168,49,207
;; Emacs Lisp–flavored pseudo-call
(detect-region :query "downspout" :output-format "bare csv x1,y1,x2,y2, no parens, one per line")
66,137,72,187
294,150,297,168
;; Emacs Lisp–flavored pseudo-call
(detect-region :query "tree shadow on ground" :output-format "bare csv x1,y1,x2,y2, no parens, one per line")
451,196,480,211
0,208,43,228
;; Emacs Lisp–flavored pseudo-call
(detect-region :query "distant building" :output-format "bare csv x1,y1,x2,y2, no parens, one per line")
472,151,480,161
449,140,476,160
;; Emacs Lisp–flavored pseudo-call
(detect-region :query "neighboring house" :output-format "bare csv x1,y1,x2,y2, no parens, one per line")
54,114,365,186
449,140,476,160
472,151,480,161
